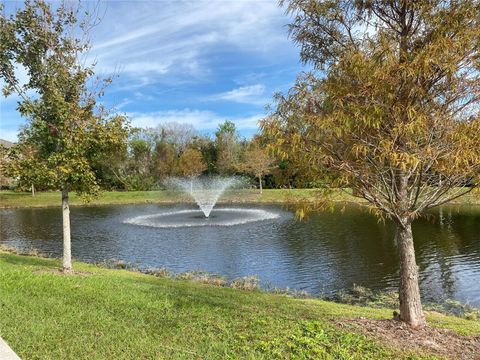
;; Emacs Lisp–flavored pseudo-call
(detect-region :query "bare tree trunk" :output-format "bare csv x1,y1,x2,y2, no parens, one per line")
396,220,425,328
62,187,72,272
259,175,263,194
31,183,35,197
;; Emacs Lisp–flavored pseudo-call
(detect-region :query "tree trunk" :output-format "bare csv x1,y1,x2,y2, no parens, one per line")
31,183,35,197
258,175,262,194
396,220,425,328
62,187,72,272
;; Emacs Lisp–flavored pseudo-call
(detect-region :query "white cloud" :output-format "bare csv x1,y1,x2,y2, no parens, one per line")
208,84,267,105
90,1,291,82
127,109,263,132
1,1,300,139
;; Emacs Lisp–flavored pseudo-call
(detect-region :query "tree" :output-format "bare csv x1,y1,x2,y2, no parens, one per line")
153,122,197,154
151,123,199,180
178,148,207,177
129,138,153,176
177,148,207,193
190,135,217,174
154,141,177,179
215,120,240,174
263,0,480,328
239,142,274,194
1,0,129,272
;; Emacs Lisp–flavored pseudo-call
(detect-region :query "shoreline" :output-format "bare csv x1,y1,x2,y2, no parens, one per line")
1,248,479,359
1,188,479,209
1,245,478,318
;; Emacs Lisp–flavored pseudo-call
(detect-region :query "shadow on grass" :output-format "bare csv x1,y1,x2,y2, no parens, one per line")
0,253,60,268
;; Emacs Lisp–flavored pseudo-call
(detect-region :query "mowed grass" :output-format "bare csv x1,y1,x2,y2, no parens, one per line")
1,188,478,209
1,251,479,359
0,189,354,208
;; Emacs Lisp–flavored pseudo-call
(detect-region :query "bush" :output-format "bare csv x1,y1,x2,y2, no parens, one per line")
424,299,480,321
175,270,227,286
230,276,260,291
325,285,399,309
144,267,171,278
324,285,480,320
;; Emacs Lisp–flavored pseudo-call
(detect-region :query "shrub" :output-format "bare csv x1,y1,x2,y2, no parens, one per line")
230,276,260,291
144,267,171,278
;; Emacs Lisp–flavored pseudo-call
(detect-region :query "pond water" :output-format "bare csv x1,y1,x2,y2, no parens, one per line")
1,204,479,305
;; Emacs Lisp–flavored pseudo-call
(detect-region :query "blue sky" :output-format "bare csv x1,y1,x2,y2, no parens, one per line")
0,0,306,142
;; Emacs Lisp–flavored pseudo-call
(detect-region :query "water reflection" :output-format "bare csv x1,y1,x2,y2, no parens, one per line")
1,204,479,305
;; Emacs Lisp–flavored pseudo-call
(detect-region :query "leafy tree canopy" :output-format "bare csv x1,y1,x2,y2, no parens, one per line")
263,0,480,328
1,0,129,197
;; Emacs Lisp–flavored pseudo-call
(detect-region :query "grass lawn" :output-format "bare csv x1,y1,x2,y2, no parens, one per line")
0,251,479,359
0,189,352,208
1,188,478,208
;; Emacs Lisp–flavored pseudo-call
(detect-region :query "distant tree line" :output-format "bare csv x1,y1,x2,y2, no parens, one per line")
72,120,318,192
1,117,327,193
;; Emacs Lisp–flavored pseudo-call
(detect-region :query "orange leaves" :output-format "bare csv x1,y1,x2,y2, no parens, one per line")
177,148,207,177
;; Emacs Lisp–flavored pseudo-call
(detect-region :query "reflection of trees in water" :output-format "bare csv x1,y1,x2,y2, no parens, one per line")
278,205,480,300
0,208,61,251
280,206,399,293
413,206,480,301
0,206,127,260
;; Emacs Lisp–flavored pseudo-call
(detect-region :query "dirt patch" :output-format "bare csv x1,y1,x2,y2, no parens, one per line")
336,318,480,360
34,269,93,277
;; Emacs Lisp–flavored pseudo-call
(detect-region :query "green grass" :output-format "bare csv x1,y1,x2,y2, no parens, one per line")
1,251,478,359
0,189,353,208
2,188,478,208
2,188,478,209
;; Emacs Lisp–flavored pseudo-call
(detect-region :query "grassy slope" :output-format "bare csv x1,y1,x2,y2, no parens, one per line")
1,188,479,208
1,252,478,359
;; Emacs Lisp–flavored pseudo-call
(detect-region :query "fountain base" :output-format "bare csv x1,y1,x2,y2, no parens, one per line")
125,208,279,228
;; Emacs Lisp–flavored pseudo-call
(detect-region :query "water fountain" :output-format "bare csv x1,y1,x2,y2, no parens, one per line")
124,176,280,228
167,176,238,217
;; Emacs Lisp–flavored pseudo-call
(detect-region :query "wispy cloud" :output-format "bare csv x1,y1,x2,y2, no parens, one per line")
0,1,302,140
127,109,263,132
91,1,290,82
207,84,267,105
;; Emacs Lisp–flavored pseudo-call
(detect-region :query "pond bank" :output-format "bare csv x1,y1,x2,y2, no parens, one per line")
1,249,479,359
0,189,345,208
1,188,479,208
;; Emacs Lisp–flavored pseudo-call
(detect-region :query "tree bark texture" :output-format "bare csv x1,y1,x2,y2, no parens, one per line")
62,187,72,272
396,221,426,328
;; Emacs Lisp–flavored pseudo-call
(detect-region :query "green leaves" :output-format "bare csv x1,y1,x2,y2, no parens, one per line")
1,0,129,197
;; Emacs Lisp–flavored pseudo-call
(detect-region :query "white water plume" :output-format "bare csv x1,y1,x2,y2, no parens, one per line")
124,208,281,228
166,176,239,217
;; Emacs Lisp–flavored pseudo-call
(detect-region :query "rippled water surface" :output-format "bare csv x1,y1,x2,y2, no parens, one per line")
1,204,479,305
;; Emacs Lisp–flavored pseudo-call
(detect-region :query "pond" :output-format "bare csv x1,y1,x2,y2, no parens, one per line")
1,203,479,306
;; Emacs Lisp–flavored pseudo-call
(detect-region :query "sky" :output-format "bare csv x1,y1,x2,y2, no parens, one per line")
0,0,306,142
